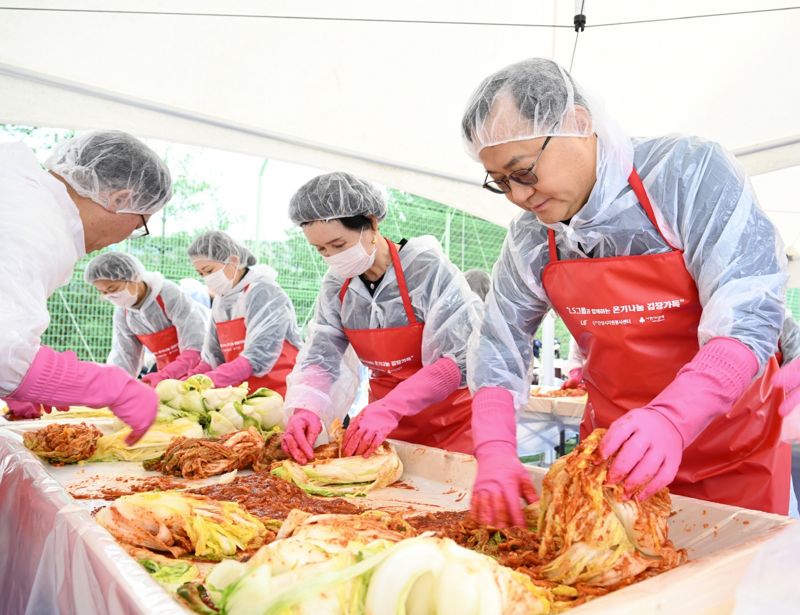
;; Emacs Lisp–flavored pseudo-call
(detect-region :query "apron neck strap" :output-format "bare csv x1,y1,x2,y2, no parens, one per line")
338,240,419,325
547,229,558,261
338,278,352,303
627,168,678,250
387,240,418,325
155,294,167,315
546,168,677,262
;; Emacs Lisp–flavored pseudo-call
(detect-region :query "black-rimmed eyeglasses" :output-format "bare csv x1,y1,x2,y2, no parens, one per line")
482,136,552,194
129,215,150,239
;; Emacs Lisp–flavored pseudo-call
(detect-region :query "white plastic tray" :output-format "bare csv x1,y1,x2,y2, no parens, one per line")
1,421,796,614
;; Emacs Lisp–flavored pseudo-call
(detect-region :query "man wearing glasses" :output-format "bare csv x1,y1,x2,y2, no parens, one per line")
0,130,172,444
462,58,790,526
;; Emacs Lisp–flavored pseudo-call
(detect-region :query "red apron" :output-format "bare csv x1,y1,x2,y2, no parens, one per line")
134,295,181,370
215,285,299,396
339,241,474,454
541,169,790,514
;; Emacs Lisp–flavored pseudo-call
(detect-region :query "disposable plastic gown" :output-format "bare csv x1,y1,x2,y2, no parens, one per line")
202,265,303,375
0,143,86,397
107,272,209,376
468,135,787,408
781,310,800,365
285,235,484,427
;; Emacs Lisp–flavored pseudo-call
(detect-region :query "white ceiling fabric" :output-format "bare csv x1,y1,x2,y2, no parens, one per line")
0,0,797,262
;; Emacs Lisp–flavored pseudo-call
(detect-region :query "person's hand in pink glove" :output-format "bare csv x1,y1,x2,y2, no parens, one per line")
774,359,800,418
600,409,683,500
561,367,584,390
8,346,157,444
204,355,254,388
472,442,538,528
142,349,203,387
601,337,758,500
469,387,538,528
342,357,463,458
4,400,45,419
141,371,167,388
281,409,323,465
185,360,213,378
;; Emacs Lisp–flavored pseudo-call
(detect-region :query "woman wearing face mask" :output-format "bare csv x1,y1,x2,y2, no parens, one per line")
462,58,789,527
186,231,302,395
280,172,483,464
86,252,208,387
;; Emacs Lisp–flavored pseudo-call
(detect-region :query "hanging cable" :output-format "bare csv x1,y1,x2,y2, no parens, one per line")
570,0,587,72
0,5,795,28
593,7,798,28
0,6,566,27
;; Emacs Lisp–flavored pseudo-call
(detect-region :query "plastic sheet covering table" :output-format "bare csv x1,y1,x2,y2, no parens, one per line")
0,430,187,615
1,420,799,614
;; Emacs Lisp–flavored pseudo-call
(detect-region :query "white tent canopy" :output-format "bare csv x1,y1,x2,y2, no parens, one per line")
1,0,798,257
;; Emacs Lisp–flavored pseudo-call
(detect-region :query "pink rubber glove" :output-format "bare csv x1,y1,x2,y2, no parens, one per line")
204,355,254,388
8,346,157,444
601,337,758,500
774,359,800,418
280,409,323,465
470,387,538,528
5,400,45,419
142,350,203,387
561,367,584,390
342,357,463,458
185,360,213,378
773,359,800,442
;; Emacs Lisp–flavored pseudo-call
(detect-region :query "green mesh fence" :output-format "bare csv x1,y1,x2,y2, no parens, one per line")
6,123,797,365
43,190,514,362
788,288,800,321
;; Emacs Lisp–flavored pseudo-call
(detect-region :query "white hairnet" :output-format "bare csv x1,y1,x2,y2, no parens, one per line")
187,231,257,267
285,236,484,427
84,251,145,284
464,269,491,302
461,57,596,159
44,130,172,215
107,273,208,376
202,265,303,375
468,134,787,408
288,172,387,225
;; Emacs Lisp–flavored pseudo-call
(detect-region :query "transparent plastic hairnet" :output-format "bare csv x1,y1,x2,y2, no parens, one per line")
288,172,387,225
187,231,257,267
461,58,595,159
201,265,303,375
468,134,786,409
285,236,484,426
464,269,491,302
44,130,172,214
84,251,145,284
107,273,208,376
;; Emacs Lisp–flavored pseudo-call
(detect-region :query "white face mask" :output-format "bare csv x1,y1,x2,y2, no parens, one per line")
104,286,138,308
204,265,235,296
323,230,377,279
